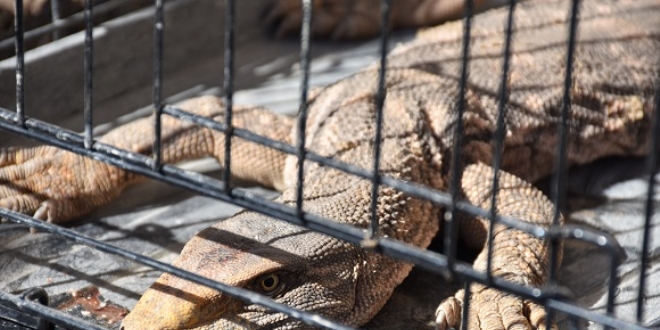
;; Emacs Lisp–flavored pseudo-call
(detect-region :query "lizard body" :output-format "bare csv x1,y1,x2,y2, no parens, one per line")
0,0,658,329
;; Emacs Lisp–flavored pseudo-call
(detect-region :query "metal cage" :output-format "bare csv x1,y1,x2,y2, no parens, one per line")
0,0,658,329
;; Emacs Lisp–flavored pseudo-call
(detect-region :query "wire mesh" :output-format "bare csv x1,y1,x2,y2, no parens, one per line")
295,0,313,220
0,0,657,329
13,0,25,127
0,0,152,57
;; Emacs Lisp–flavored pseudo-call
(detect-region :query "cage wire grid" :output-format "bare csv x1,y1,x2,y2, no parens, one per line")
0,0,151,56
0,0,658,329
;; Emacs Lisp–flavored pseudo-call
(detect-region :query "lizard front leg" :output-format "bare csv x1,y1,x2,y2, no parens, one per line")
436,163,560,330
0,95,293,225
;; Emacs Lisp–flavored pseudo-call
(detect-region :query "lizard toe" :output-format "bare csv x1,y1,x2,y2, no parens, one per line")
474,289,506,330
33,201,52,222
437,286,543,330
0,148,12,167
0,147,39,167
0,184,22,199
435,294,462,330
29,201,57,233
525,300,556,330
0,194,43,225
475,288,543,330
31,199,82,225
499,295,531,330
0,158,49,182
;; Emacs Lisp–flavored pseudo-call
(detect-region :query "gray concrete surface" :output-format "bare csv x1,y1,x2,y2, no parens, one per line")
0,1,658,329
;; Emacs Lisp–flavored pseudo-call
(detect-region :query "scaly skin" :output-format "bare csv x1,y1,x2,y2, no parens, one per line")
1,0,658,329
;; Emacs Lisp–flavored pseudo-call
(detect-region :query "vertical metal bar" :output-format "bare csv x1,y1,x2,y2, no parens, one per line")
83,0,94,149
367,0,390,240
152,0,165,170
459,282,472,330
548,0,581,328
14,0,25,127
50,0,61,40
637,83,660,322
604,252,619,330
444,0,473,270
552,0,580,277
295,0,313,217
486,0,516,283
222,0,235,192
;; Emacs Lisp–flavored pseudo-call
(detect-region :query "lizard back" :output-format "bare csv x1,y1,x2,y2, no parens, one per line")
298,0,659,186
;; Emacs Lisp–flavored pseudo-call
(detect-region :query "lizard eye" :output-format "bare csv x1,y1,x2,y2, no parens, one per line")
257,273,281,295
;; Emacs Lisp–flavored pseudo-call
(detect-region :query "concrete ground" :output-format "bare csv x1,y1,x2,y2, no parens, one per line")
0,1,658,329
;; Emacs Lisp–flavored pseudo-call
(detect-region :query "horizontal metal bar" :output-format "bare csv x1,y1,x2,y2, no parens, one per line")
547,299,649,330
163,106,546,237
163,105,625,252
0,0,653,326
0,209,357,330
0,107,647,329
0,208,644,329
0,290,104,330
0,207,644,330
4,103,562,246
0,0,138,52
0,302,39,329
0,106,622,278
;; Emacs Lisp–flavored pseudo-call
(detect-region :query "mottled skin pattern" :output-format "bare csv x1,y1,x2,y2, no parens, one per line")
1,0,658,329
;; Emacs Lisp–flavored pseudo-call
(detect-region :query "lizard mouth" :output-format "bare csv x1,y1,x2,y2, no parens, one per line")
120,273,239,330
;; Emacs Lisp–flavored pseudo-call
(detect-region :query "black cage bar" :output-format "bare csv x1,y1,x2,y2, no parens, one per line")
0,0,658,329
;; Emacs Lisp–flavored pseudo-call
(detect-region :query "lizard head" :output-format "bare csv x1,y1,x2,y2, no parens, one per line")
120,211,408,329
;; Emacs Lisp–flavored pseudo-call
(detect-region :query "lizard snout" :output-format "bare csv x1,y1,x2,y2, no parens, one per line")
121,272,236,330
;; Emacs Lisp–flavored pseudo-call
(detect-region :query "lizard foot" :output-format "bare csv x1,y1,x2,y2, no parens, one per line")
435,286,556,330
0,146,127,227
265,0,382,39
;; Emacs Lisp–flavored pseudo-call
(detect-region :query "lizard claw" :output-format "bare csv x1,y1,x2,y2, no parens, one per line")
435,295,462,330
33,201,52,222
0,194,43,227
29,201,54,233
435,286,556,330
0,148,11,167
0,147,38,168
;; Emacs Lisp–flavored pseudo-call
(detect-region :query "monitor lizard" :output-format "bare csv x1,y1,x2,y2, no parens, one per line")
0,0,658,329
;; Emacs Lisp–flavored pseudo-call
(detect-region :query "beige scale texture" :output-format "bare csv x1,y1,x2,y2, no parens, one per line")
0,0,658,329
